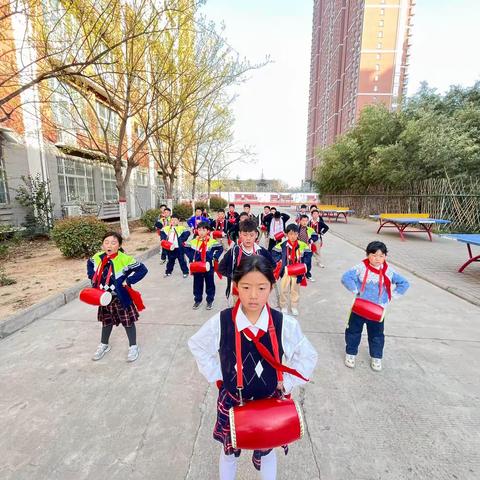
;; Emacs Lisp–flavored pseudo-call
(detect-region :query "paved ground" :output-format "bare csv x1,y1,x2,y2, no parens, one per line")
327,215,480,306
1,220,480,479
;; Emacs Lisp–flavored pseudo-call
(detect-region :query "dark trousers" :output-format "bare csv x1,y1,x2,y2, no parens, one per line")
101,323,136,346
345,312,385,359
193,270,215,303
268,239,276,251
161,247,167,261
304,251,313,278
166,249,188,274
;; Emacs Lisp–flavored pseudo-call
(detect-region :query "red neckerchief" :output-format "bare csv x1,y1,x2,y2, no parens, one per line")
216,219,225,230
228,211,236,223
232,301,308,394
93,252,118,287
195,236,208,262
309,219,319,233
287,240,299,265
235,243,258,266
362,258,391,301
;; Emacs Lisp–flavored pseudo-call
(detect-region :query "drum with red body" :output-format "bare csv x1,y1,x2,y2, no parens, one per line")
212,230,224,239
79,287,112,306
189,261,210,274
274,231,285,241
229,397,304,450
311,243,318,254
351,298,385,322
261,225,267,232
286,263,307,276
160,240,175,251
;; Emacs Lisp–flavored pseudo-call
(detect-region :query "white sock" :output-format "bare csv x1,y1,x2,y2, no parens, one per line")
260,450,277,480
219,449,238,480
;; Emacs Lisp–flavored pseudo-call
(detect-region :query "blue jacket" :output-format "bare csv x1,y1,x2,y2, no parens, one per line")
272,240,311,282
341,262,410,307
184,237,223,269
160,225,190,252
187,215,210,229
87,251,148,308
218,244,276,279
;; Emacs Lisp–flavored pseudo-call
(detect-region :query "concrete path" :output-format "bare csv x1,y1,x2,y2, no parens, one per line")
1,229,479,479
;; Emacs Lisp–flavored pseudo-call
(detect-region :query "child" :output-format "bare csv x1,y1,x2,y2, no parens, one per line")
243,203,258,226
226,203,240,244
188,255,317,479
184,221,223,310
272,224,310,316
88,232,148,362
211,209,229,251
341,241,410,371
155,207,172,264
218,218,276,304
295,204,308,224
308,209,329,268
297,215,319,282
266,210,290,251
258,205,271,247
160,213,190,278
187,207,210,236
229,211,250,245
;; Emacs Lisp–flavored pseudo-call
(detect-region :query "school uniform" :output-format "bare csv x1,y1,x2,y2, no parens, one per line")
155,216,171,261
188,305,317,471
225,211,240,243
87,251,148,326
272,240,310,310
184,237,223,304
187,215,211,236
264,212,290,251
160,225,190,275
341,260,409,359
218,243,276,301
210,217,229,251
297,225,319,279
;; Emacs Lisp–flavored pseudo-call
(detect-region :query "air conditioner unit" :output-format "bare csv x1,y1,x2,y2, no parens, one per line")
63,205,82,217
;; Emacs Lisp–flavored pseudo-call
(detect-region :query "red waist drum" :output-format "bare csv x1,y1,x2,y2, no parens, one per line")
229,397,304,450
287,263,307,276
351,298,385,322
274,231,285,241
79,287,112,307
189,261,210,274
261,225,267,232
212,230,224,239
160,240,175,251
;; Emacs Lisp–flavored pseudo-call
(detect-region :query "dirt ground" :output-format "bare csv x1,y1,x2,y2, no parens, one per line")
0,223,159,321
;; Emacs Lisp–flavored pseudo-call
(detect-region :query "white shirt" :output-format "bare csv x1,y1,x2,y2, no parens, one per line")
269,219,284,239
188,306,318,394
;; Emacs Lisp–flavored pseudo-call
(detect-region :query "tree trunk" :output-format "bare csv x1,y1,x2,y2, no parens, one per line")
207,177,212,208
118,183,130,239
163,174,174,210
191,173,197,214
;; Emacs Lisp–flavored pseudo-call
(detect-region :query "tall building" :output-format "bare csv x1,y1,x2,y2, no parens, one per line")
305,0,415,184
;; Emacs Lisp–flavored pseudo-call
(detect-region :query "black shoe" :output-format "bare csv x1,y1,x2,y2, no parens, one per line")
206,302,213,310
160,259,166,264
164,273,171,278
193,302,202,310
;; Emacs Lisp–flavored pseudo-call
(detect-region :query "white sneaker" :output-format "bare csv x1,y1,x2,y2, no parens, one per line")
345,354,356,369
317,263,325,268
92,343,111,361
308,276,316,282
127,345,140,362
281,307,289,315
291,307,299,316
371,357,382,371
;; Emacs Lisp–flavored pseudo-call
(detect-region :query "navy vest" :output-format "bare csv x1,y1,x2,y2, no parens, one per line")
219,307,284,400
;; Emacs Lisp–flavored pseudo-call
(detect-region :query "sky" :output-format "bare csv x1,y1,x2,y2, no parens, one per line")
201,0,480,188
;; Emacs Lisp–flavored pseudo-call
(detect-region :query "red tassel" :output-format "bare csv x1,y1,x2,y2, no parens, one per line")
214,260,223,279
273,261,282,280
216,380,224,390
300,275,307,287
125,285,146,311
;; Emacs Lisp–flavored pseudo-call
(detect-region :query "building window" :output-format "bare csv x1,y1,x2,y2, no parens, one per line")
377,31,383,38
376,53,381,60
0,152,8,204
136,167,148,187
380,8,385,15
101,166,119,202
377,42,383,49
373,85,378,92
96,101,120,143
375,64,380,71
374,75,379,81
379,20,384,27
57,156,95,203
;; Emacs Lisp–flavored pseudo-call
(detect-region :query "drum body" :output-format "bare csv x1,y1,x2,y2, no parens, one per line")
351,298,385,322
79,287,112,306
229,397,304,450
160,240,174,251
287,263,307,277
261,225,267,232
189,261,210,274
212,230,224,239
274,231,285,241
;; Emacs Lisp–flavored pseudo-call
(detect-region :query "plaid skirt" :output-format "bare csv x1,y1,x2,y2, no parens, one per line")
97,297,139,327
213,386,288,471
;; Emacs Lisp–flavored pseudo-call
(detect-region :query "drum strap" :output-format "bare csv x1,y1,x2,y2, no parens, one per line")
232,301,309,396
93,255,114,288
360,260,391,301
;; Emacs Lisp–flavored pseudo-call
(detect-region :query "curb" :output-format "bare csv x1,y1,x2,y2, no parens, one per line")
0,246,160,340
330,230,480,309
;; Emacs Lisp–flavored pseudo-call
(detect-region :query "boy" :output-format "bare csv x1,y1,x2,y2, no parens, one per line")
155,207,172,264
266,210,290,251
187,207,210,236
297,214,319,282
295,204,308,224
226,203,240,243
159,214,190,278
309,209,329,268
258,205,271,246
272,224,310,316
210,209,229,251
184,221,223,310
218,218,275,304
341,241,409,371
243,203,258,226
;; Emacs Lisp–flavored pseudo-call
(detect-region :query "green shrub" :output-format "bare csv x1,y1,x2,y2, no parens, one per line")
173,202,193,221
51,216,108,258
209,196,228,211
140,208,162,232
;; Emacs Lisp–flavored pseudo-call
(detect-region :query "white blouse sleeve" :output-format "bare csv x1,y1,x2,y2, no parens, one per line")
187,313,222,383
281,314,318,394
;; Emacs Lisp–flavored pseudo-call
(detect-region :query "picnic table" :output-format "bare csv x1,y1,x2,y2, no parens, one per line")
317,205,355,223
369,213,451,241
442,234,480,272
